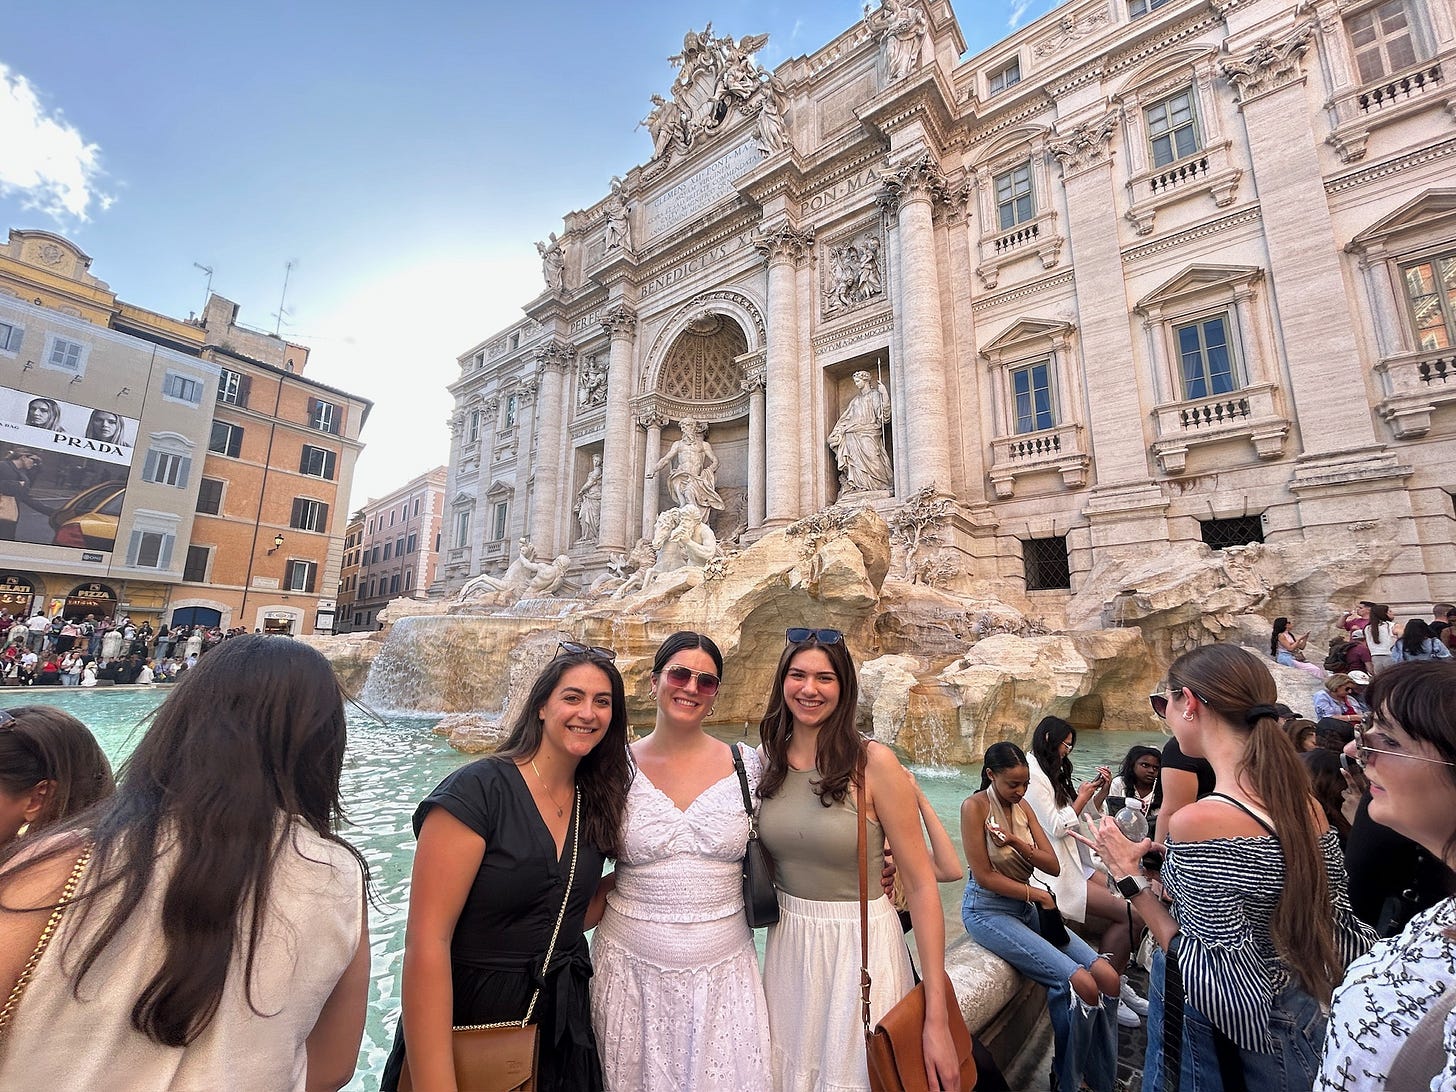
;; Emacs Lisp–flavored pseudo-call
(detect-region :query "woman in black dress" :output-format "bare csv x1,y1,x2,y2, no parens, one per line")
382,645,633,1091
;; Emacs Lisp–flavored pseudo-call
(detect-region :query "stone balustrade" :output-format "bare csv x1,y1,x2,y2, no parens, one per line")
1326,58,1447,161
1150,381,1289,473
1375,348,1456,438
988,422,1091,498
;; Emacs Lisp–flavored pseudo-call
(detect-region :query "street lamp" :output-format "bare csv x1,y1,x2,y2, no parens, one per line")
267,533,284,555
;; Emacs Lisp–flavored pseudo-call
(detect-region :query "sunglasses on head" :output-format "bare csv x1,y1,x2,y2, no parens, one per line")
786,627,844,646
1148,685,1208,720
659,664,721,695
557,641,617,662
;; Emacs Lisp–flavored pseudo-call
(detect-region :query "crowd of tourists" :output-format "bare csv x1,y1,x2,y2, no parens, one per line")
0,609,254,687
0,623,1453,1091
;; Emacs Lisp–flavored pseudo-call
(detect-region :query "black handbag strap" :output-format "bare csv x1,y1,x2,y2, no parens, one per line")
729,742,754,819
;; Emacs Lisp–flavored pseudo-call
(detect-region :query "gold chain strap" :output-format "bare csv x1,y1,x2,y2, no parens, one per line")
454,787,581,1033
0,846,92,1038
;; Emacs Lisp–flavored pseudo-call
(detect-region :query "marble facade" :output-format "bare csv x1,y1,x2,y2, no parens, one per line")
441,0,1456,616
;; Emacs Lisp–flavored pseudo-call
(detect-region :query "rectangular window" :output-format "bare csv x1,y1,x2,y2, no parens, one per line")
308,398,341,434
389,573,400,595
1348,0,1419,83
989,58,1021,96
183,545,210,582
285,560,317,593
504,395,518,429
1175,314,1238,399
1010,360,1056,433
162,371,204,405
454,509,471,549
217,369,250,406
405,570,413,590
493,502,508,541
298,444,337,480
142,450,191,488
1128,0,1170,17
290,497,330,533
413,498,420,517
467,410,480,444
395,536,405,557
43,335,85,374
1401,252,1456,351
128,530,174,570
994,163,1034,230
1199,515,1265,550
209,421,243,458
1146,91,1200,168
0,320,22,354
1024,536,1072,591
196,477,224,515
367,518,374,534
406,533,417,554
383,542,392,561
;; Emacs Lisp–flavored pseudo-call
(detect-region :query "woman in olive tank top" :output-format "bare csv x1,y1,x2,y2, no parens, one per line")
756,629,962,1091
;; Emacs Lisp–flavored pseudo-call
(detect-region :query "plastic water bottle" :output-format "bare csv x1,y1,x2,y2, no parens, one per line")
1114,798,1148,842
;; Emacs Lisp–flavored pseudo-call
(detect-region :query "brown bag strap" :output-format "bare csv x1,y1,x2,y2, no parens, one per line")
856,749,872,1041
1386,985,1456,1090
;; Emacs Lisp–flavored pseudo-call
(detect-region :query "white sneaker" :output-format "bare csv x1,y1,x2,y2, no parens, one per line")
1121,976,1150,1016
1116,1001,1142,1027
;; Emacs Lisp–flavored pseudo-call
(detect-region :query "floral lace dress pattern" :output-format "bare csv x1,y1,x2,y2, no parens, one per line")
591,745,771,1092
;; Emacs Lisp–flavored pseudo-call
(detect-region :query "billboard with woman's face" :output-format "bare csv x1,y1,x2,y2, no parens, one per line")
0,386,137,550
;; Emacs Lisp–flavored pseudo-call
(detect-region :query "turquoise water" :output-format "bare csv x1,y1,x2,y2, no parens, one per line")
1,688,1164,1090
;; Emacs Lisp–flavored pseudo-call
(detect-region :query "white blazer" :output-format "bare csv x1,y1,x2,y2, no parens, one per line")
1024,760,1099,923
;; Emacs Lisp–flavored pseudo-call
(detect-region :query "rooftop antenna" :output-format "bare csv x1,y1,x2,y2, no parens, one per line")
192,262,213,313
272,259,296,336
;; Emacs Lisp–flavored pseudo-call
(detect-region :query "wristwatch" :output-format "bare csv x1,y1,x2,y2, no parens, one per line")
1115,874,1149,900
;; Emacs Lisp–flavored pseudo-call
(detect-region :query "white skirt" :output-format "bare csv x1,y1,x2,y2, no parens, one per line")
591,902,771,1092
763,891,915,1092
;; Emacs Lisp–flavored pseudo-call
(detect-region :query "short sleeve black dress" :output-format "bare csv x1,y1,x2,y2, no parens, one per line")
380,757,607,1092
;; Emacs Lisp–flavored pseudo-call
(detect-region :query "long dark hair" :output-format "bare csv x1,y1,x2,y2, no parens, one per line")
1365,661,1456,859
1170,643,1340,1003
494,650,632,857
651,630,723,676
1398,618,1434,658
0,706,114,839
1300,749,1351,842
1369,604,1393,631
1118,744,1162,804
980,741,1029,791
1270,616,1290,657
0,635,368,1047
1031,716,1077,808
758,635,861,806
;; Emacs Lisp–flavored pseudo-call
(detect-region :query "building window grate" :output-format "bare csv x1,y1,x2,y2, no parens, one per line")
1200,515,1264,550
1024,536,1071,591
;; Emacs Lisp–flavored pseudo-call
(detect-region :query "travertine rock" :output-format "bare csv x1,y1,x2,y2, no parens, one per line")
859,654,922,744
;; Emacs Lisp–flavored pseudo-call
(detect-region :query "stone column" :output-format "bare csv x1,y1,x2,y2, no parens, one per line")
527,340,574,554
754,223,814,523
597,305,637,552
638,412,665,539
882,156,952,494
741,371,767,528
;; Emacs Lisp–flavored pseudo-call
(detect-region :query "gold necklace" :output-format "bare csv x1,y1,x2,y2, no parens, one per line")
529,757,568,818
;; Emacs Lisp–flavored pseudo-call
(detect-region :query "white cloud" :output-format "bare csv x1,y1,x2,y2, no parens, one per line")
0,63,111,222
1008,0,1036,27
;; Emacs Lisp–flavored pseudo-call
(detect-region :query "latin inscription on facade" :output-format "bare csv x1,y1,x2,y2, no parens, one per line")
804,164,884,213
639,234,752,300
644,140,763,239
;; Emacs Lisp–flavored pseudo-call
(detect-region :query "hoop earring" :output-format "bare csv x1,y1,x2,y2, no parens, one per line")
1182,710,1194,721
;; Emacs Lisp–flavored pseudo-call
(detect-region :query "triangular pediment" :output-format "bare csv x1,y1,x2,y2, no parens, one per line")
1349,189,1456,251
483,479,515,499
980,317,1074,358
1137,265,1260,310
451,491,475,507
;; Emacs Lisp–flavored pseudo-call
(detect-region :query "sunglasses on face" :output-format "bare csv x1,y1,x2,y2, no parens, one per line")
659,664,721,696
1148,685,1209,720
557,641,617,662
786,627,844,645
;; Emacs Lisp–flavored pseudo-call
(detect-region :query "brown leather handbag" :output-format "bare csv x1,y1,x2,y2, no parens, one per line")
398,789,579,1092
857,771,977,1092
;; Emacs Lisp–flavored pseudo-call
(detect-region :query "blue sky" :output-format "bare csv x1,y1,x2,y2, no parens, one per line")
1,0,1062,507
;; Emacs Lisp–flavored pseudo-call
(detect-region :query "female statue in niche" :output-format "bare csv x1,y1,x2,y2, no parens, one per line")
575,454,603,542
828,370,893,495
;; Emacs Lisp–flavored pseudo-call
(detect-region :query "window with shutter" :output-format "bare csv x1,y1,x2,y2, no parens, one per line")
299,445,337,480
0,320,22,354
209,421,243,457
196,478,224,514
183,545,210,582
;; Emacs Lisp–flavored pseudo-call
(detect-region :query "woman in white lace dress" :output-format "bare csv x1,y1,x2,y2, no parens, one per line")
590,632,771,1091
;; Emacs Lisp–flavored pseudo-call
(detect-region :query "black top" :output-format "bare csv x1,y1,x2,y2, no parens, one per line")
1344,791,1456,931
381,757,606,1092
1159,737,1215,798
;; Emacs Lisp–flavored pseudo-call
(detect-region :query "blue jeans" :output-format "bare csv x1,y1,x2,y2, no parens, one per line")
962,876,1118,1092
1142,941,1327,1092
